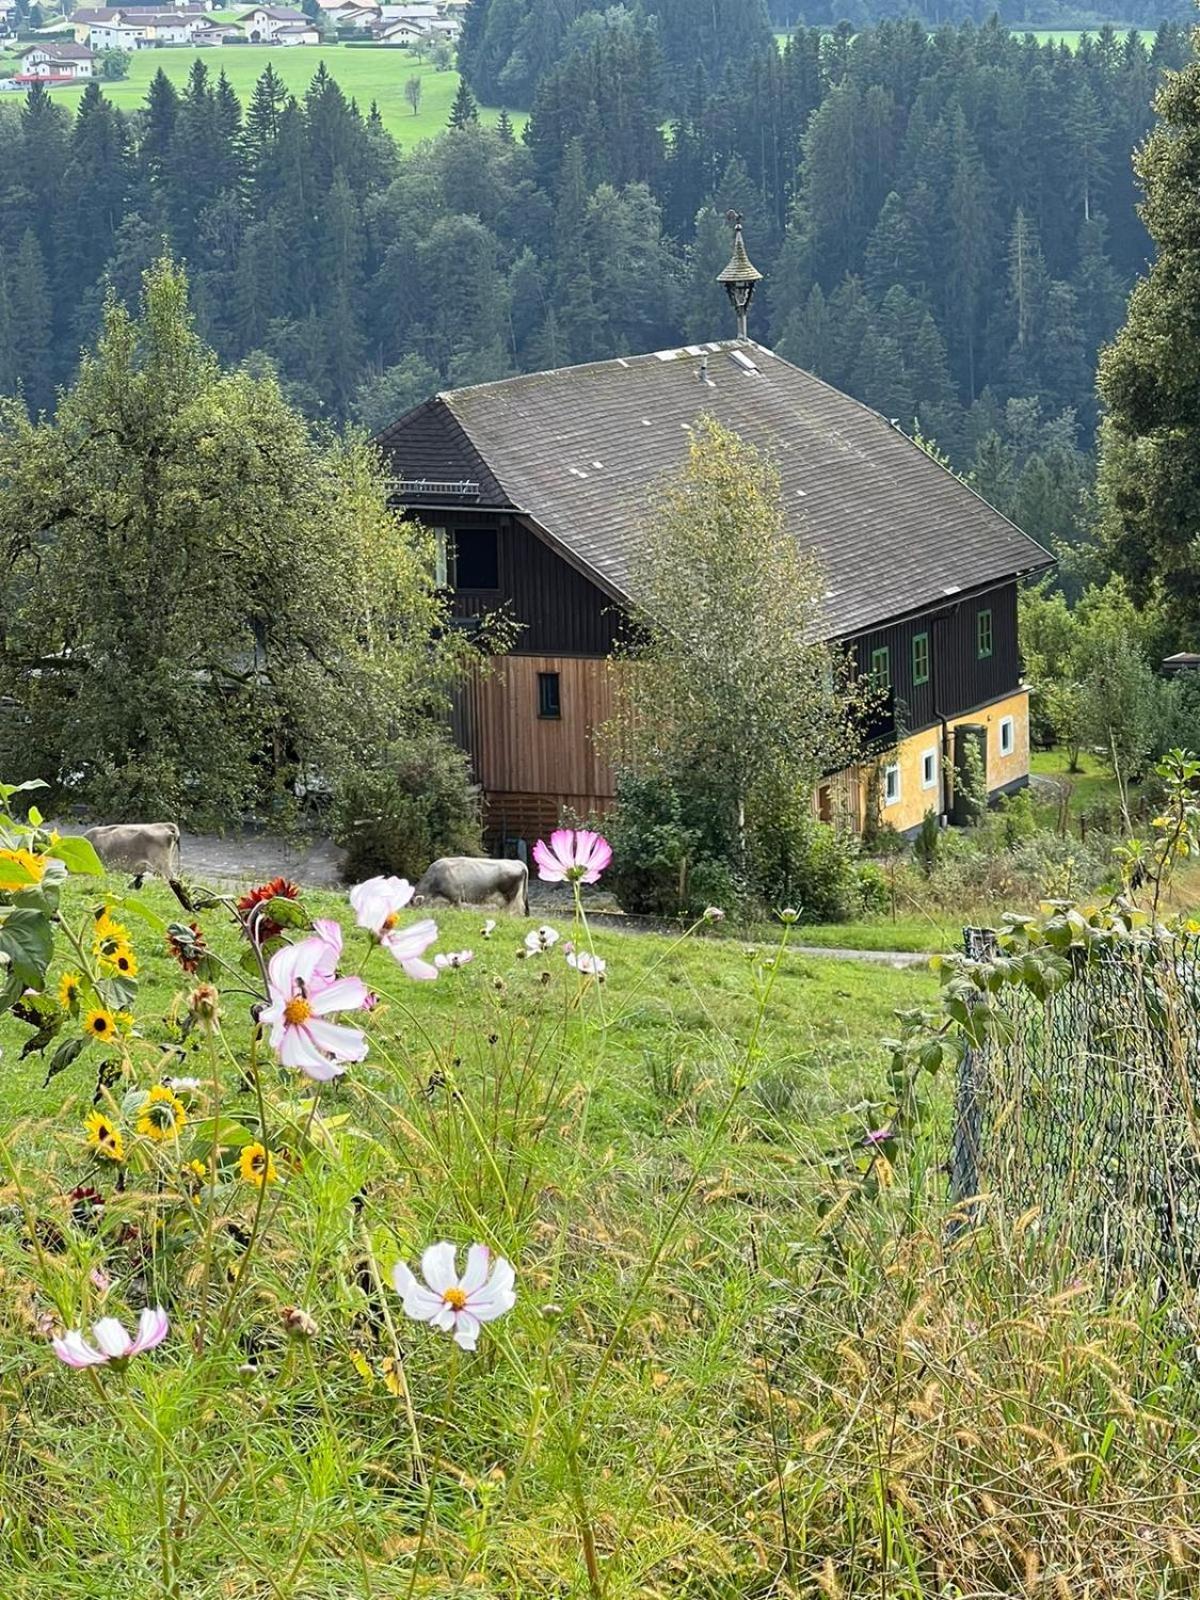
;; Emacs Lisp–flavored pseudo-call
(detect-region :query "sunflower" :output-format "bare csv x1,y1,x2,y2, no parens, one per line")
239,1142,277,1188
102,943,138,979
58,972,83,1010
0,847,46,888
84,1110,124,1163
84,1007,118,1042
136,1085,187,1142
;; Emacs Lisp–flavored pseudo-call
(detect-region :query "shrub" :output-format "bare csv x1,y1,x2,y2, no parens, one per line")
914,808,940,875
996,786,1038,848
331,729,481,881
785,821,862,923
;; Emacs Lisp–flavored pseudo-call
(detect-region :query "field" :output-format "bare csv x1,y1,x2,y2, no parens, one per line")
0,45,525,143
4,852,1200,1593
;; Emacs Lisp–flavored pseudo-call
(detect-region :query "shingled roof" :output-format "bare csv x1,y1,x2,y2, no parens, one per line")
376,341,1052,639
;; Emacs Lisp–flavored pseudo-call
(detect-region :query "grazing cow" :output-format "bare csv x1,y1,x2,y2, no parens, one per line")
412,856,528,915
83,821,193,909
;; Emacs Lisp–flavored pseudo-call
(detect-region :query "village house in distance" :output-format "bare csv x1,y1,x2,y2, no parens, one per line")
377,225,1053,855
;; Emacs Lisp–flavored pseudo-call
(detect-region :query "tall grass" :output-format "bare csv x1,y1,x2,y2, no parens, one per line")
0,877,1196,1597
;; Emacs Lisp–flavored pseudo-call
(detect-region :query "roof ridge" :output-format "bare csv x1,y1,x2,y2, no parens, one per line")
437,339,761,403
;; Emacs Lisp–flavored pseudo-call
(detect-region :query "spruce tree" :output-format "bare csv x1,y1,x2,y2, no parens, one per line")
448,78,479,130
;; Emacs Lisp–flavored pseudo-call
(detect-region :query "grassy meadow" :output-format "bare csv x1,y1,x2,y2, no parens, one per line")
2,861,1199,1594
0,45,525,143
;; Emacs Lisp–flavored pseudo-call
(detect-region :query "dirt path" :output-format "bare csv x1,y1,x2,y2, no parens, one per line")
57,821,936,965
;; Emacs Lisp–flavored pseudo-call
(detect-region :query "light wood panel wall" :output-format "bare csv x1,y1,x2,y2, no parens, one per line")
454,655,617,822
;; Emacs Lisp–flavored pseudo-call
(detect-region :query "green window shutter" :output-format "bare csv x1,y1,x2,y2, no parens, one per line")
977,608,993,659
912,632,930,685
870,645,890,688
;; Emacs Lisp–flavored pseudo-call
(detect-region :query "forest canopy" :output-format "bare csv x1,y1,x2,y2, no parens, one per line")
0,21,1192,565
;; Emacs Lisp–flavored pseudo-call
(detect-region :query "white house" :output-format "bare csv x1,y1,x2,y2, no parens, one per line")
16,42,95,76
237,4,315,39
376,16,426,41
87,19,148,47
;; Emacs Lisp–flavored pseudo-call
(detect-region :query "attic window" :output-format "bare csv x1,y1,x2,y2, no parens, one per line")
454,528,498,591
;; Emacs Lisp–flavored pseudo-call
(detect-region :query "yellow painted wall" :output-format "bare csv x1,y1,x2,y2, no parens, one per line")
864,688,1032,835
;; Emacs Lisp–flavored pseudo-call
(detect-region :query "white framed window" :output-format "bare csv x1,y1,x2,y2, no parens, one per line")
999,715,1015,757
920,747,938,790
883,762,901,807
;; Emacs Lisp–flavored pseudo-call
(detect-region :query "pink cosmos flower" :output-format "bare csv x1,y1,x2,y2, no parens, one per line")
392,1242,516,1352
863,1127,893,1146
434,950,474,970
260,932,370,1081
567,950,606,978
52,1306,169,1368
349,876,416,935
381,918,439,981
348,877,438,980
532,828,612,885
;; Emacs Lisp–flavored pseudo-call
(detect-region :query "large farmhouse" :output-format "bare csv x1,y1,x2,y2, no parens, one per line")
377,312,1051,854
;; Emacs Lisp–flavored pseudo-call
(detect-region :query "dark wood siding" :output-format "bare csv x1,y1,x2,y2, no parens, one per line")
430,510,623,656
851,582,1021,736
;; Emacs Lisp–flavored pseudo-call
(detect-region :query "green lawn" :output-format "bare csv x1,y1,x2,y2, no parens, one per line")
0,45,525,143
1030,743,1129,820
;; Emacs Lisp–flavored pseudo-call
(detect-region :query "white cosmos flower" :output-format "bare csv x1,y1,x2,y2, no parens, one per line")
480,919,497,939
524,924,560,953
52,1307,169,1368
567,950,606,977
392,1242,516,1352
434,950,474,970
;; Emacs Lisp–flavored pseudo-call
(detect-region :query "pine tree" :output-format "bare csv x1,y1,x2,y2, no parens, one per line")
448,78,479,130
496,106,514,145
10,231,53,416
138,68,179,202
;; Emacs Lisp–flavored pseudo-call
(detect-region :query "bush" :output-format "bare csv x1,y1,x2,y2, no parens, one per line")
996,786,1038,848
605,772,739,918
914,808,940,875
785,821,862,923
331,729,481,882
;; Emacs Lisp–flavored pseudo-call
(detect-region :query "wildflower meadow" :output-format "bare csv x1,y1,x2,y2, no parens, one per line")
2,784,1200,1597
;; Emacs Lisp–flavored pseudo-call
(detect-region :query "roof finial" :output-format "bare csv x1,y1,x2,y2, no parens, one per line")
716,211,763,341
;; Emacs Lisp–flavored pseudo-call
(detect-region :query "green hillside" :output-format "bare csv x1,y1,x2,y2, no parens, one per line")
0,44,524,143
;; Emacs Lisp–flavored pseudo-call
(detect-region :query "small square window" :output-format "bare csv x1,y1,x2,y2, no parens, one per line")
999,715,1015,757
537,671,561,719
912,632,930,686
883,762,900,806
977,608,993,659
921,747,938,789
870,646,890,689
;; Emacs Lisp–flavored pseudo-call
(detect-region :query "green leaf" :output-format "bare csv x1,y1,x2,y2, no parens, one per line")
44,1037,85,1086
0,907,55,988
109,895,169,936
188,1116,256,1151
263,896,308,929
0,854,39,891
48,835,105,877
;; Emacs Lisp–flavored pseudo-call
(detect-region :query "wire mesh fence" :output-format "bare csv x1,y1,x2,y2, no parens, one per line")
949,928,1200,1288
